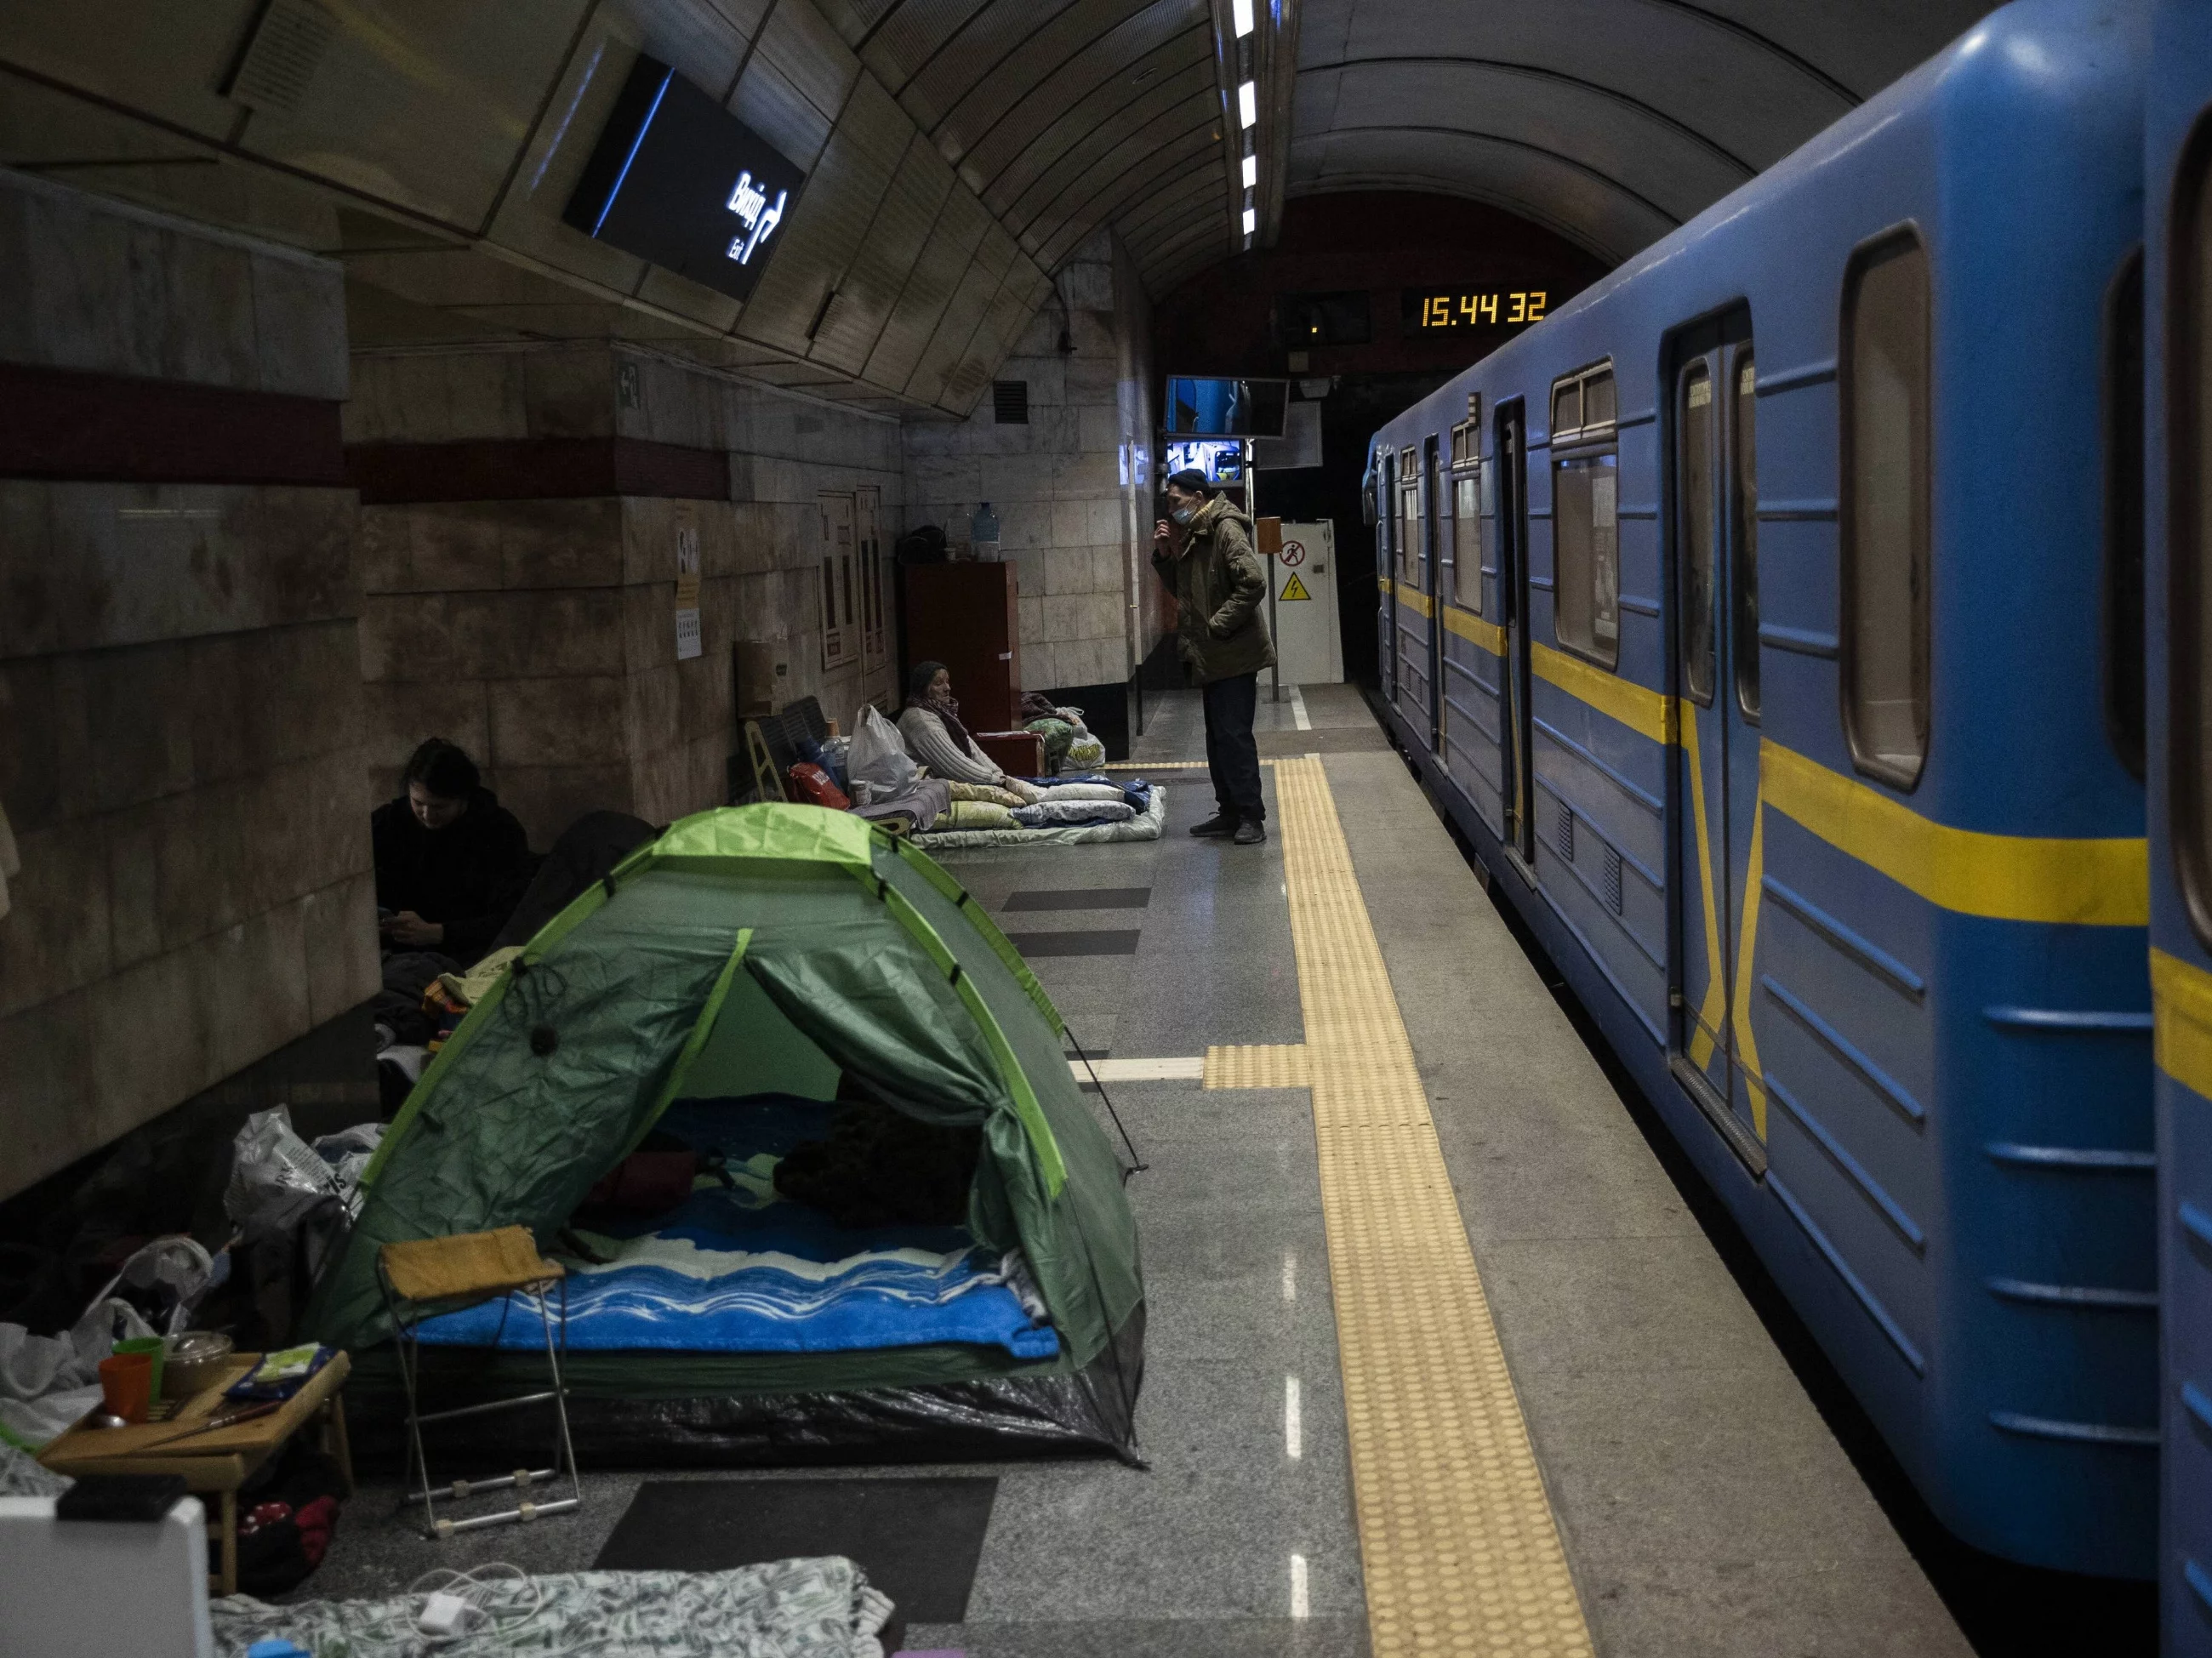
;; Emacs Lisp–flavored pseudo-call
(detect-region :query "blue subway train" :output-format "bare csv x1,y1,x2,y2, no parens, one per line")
1365,0,2182,1589
2147,1,2212,1648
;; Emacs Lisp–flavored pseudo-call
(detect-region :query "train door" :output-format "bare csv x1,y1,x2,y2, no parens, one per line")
1423,433,1445,752
1377,447,1397,702
2149,20,2212,1646
1668,311,1764,1165
1497,402,1535,862
1394,447,1428,733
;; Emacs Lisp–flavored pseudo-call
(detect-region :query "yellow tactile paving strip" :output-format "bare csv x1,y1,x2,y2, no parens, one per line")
1203,1042,1313,1088
1274,755,1594,1656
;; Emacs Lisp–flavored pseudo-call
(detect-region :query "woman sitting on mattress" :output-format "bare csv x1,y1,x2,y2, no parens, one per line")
897,663,1042,799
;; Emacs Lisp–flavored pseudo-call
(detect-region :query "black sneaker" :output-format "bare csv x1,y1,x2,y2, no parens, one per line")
1232,820,1267,845
1189,814,1240,838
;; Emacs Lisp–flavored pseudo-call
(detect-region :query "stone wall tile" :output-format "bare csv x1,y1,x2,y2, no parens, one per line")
0,481,60,658
1041,547,1092,598
300,872,379,1028
363,680,493,795
0,989,97,1200
23,191,151,378
1047,499,1088,549
355,507,416,595
1094,544,1130,599
1088,497,1128,547
249,250,348,400
624,664,680,764
995,499,1046,551
0,818,112,1019
1029,407,1078,455
491,674,628,766
0,654,61,834
104,800,163,971
385,504,503,594
502,498,622,590
157,230,260,387
87,937,214,1149
487,763,633,852
1076,404,1120,453
78,639,197,812
1039,594,1081,644
1052,452,1117,499
1076,591,1124,641
1023,641,1058,691
978,453,1050,504
1018,595,1043,650
523,346,615,439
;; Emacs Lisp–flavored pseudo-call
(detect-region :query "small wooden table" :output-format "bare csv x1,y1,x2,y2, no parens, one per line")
39,1349,354,1595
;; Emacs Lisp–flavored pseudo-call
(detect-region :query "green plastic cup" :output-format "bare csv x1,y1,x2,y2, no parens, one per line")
112,1336,165,1400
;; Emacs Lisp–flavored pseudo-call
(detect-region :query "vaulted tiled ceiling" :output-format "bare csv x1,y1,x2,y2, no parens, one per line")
823,0,1239,298
1291,0,2002,264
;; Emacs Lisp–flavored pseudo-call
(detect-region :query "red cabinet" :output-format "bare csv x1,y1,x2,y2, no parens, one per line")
901,561,1020,732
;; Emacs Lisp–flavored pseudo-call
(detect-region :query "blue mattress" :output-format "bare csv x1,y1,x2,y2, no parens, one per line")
413,1096,1058,1361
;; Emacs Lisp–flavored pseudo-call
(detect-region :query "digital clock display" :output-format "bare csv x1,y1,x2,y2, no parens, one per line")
1403,288,1549,333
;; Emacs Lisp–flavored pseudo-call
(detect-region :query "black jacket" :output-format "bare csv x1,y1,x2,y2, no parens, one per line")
371,789,534,966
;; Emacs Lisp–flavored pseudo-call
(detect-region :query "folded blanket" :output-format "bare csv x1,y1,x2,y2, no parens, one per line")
944,781,1028,808
1011,800,1135,828
1037,783,1124,803
944,799,1018,830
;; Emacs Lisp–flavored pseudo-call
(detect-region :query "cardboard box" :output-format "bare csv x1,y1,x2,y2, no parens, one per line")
733,639,792,716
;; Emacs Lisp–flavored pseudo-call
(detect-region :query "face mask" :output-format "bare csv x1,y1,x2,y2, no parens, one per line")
1171,505,1194,525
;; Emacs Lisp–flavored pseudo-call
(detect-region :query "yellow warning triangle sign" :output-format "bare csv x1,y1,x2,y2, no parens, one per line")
1280,572,1312,601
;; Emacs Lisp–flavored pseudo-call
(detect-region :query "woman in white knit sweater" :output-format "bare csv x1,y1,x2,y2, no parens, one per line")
897,661,1035,793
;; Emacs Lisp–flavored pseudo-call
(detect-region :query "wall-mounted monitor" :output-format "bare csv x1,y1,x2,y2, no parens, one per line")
1165,439,1246,485
563,54,807,305
1162,376,1289,438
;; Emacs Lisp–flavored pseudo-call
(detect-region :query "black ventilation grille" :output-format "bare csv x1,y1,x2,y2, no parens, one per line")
993,379,1029,424
1554,799,1575,863
1602,843,1623,914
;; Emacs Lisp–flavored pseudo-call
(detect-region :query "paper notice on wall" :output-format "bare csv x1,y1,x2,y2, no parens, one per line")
675,519,703,659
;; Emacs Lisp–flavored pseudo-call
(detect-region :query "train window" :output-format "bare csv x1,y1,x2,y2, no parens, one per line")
2105,250,2143,779
1584,370,1616,431
1554,453,1620,668
1678,362,1717,704
1454,470,1481,612
1733,351,1760,720
1550,363,1616,446
1400,465,1421,587
1841,230,1930,789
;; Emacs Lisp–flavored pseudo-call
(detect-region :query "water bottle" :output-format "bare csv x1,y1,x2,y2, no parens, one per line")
972,501,1001,563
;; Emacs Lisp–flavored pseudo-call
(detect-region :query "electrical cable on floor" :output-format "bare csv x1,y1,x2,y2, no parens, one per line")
1063,1025,1147,1180
407,1561,546,1647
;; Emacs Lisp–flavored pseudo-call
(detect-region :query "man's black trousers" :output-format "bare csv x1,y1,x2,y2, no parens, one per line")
1201,670,1264,824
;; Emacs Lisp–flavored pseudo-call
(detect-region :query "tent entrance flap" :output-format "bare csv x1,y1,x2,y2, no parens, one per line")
681,956,842,1103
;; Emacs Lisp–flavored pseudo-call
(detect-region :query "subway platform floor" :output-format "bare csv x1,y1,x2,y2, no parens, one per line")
299,682,1990,1657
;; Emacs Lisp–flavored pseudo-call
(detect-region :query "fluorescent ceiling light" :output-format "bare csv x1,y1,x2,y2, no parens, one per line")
1242,154,1257,188
1242,207,1257,235
1233,0,1255,35
1238,81,1257,128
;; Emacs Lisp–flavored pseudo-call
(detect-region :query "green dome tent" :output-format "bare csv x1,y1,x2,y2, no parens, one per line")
310,805,1144,1462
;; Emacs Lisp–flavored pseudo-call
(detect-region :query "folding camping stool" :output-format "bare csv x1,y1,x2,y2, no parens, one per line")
376,1226,583,1540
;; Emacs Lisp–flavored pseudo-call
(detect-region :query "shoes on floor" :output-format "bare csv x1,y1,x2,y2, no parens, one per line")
1189,814,1240,838
1232,820,1267,845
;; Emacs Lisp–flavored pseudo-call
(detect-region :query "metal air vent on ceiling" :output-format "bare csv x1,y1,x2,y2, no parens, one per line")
994,380,1029,424
228,0,338,115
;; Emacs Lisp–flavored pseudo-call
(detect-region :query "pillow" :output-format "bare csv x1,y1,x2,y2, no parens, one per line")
1038,783,1124,803
1012,800,1135,827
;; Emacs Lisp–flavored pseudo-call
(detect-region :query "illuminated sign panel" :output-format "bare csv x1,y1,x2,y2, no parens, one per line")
1402,288,1549,334
562,54,806,304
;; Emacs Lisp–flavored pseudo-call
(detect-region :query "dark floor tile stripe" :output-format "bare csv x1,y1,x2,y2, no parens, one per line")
1006,930,1143,957
1002,886,1153,911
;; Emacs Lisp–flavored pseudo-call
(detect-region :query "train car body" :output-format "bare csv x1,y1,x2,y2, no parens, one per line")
1368,0,2156,1576
2144,0,2212,1646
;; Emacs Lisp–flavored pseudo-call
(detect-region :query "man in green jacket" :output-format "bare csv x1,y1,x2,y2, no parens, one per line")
1152,468,1276,844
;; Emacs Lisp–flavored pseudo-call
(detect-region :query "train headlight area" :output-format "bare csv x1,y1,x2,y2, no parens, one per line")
0,0,2206,1653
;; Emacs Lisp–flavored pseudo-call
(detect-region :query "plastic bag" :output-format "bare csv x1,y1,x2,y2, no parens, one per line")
225,1108,343,1235
848,704,919,796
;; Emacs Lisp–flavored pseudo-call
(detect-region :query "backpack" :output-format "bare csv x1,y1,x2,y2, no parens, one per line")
787,761,852,811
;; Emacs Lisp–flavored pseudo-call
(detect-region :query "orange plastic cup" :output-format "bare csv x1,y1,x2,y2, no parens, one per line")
97,1351,152,1423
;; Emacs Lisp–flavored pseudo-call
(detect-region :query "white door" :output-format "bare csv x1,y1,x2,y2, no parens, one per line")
1271,520,1343,684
